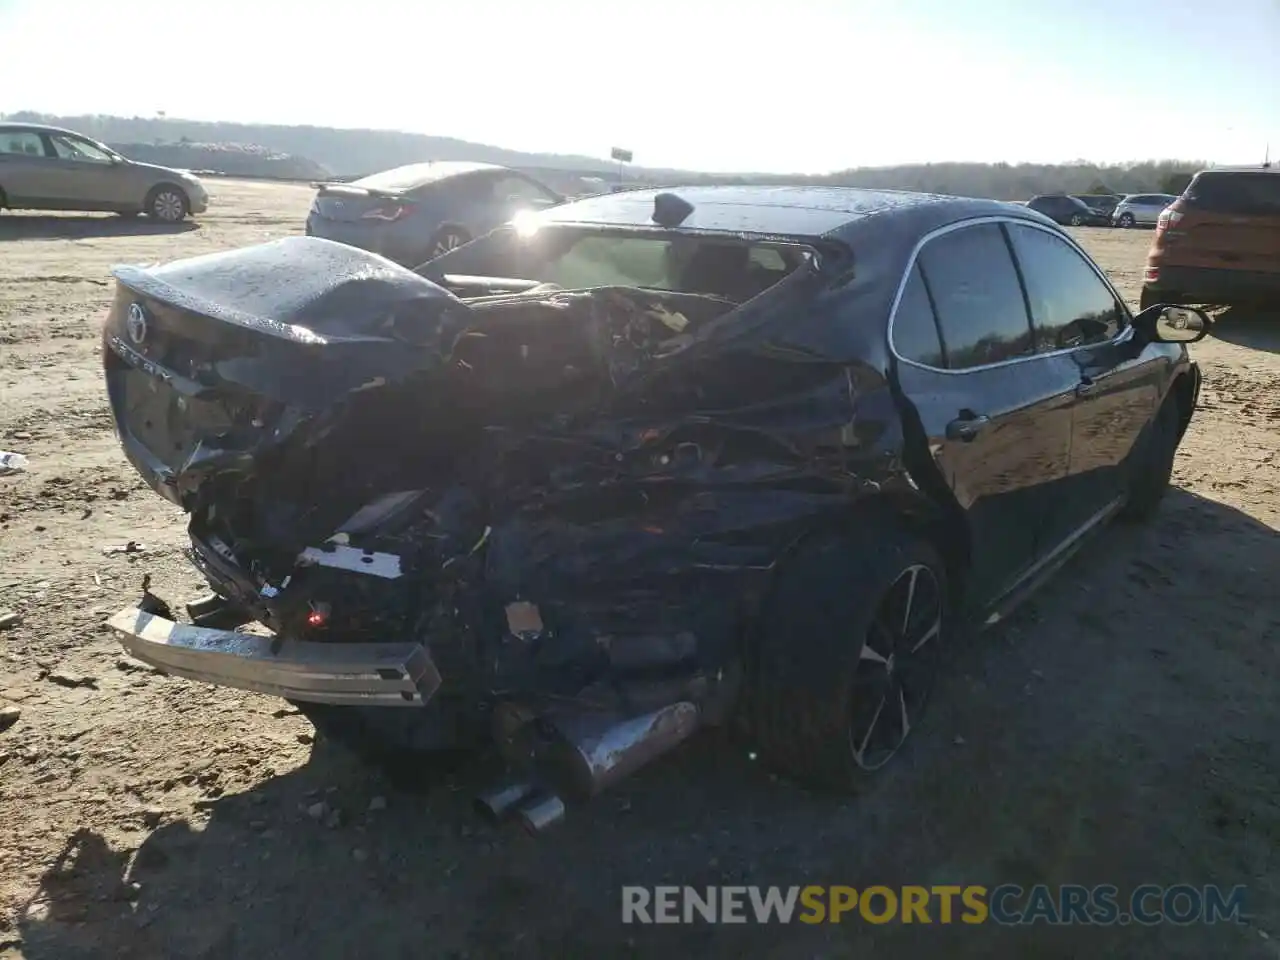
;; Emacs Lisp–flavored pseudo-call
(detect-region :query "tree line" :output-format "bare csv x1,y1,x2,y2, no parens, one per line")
5,112,1203,199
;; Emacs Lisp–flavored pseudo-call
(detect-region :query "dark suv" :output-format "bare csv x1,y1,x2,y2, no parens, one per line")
1141,166,1280,309
1026,194,1111,226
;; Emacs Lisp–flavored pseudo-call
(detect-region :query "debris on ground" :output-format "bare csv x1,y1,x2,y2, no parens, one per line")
0,452,27,476
0,706,20,732
102,541,145,556
0,610,20,630
44,671,98,689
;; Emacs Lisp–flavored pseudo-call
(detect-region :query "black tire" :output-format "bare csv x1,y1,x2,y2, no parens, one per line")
1120,396,1180,522
1118,212,1136,228
425,226,470,261
293,700,483,787
145,184,189,222
752,521,949,792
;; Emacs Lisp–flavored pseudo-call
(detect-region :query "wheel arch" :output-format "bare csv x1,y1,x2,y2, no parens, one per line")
762,487,972,621
1168,366,1199,441
145,181,189,206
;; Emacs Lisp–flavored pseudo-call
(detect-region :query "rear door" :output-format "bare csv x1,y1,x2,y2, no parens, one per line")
0,129,56,204
891,220,1077,609
1180,172,1280,276
1004,222,1157,538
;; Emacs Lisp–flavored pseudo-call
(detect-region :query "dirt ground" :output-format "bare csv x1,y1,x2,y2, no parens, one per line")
1,181,1277,959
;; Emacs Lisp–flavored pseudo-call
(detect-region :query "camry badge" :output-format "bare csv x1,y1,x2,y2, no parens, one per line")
126,303,148,345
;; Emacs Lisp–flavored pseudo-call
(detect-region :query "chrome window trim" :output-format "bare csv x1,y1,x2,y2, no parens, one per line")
887,215,1134,376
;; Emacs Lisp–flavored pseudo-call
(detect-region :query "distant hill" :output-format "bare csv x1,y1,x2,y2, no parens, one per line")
4,111,1205,199
109,141,329,181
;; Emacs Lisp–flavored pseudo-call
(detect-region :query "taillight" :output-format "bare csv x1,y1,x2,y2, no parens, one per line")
1144,266,1160,282
1156,208,1183,234
361,203,415,222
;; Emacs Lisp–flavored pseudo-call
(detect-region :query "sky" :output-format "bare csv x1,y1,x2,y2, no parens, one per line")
0,0,1276,173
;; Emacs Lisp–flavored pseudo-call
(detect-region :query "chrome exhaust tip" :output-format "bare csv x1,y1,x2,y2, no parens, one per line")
513,791,567,835
474,781,537,823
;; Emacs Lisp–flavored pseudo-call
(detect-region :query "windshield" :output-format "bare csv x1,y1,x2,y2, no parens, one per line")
419,225,812,302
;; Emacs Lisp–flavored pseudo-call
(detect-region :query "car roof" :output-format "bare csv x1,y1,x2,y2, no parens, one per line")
351,161,508,192
1190,166,1278,180
0,122,91,137
535,184,1034,242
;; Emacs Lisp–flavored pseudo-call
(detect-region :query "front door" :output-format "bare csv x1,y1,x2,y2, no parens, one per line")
891,222,1076,609
41,132,121,209
1003,222,1159,539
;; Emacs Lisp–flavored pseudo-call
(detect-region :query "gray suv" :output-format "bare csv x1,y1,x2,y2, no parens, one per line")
0,123,208,221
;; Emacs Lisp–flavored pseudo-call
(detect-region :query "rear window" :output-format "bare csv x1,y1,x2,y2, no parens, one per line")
353,162,484,193
1186,173,1280,215
422,225,810,302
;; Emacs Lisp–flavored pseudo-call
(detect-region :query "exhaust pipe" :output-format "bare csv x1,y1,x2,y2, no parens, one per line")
542,701,700,800
513,792,567,835
474,781,537,823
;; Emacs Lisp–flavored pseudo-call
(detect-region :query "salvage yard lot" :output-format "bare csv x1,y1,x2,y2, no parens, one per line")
1,179,1278,959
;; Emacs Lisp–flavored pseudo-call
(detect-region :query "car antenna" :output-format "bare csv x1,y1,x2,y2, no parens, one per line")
652,192,695,228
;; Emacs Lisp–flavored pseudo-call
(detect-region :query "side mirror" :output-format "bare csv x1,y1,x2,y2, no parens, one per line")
1134,303,1211,344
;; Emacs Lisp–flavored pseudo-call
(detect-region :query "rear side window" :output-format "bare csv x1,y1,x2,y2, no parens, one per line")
890,264,945,368
1187,173,1280,215
0,131,45,156
917,223,1033,370
1006,224,1121,351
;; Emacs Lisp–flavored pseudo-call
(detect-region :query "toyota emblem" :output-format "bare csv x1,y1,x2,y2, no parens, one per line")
126,303,148,345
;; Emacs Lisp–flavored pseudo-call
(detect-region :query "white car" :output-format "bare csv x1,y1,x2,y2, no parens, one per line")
1112,193,1178,228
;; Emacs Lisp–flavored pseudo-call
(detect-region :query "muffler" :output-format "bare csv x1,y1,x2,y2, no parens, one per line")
540,701,701,800
473,700,701,834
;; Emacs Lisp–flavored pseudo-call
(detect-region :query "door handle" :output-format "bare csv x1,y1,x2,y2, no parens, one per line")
1076,378,1097,397
945,415,990,442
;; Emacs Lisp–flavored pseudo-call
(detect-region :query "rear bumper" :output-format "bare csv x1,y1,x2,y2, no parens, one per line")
107,605,441,707
1144,265,1280,303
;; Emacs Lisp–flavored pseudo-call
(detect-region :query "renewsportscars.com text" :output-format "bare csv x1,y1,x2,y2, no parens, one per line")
621,884,1248,926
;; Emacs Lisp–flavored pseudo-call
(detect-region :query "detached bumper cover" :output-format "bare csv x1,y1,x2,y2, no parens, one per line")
107,605,440,707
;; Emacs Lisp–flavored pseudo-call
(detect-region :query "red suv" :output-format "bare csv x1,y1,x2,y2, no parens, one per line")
1140,166,1280,309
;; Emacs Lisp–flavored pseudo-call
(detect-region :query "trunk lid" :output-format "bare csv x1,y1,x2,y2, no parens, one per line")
103,236,470,506
310,183,408,223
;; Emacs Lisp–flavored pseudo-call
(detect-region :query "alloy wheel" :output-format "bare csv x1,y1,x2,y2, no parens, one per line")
431,231,466,258
1070,214,1083,226
847,563,944,770
152,190,185,222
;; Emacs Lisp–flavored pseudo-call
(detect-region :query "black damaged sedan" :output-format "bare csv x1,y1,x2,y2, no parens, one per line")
101,186,1205,829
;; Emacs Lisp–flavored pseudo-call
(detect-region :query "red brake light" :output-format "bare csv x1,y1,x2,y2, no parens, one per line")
361,203,415,222
1156,208,1183,234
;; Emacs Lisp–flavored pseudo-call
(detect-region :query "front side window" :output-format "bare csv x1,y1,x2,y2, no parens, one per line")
1006,224,1121,351
49,134,114,163
917,223,1033,370
0,131,46,156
